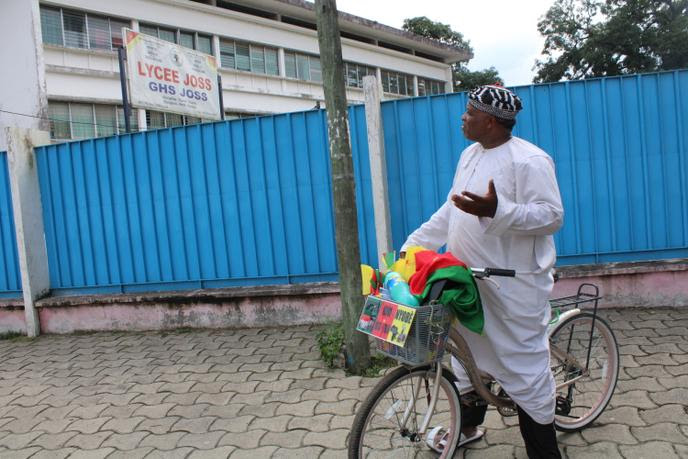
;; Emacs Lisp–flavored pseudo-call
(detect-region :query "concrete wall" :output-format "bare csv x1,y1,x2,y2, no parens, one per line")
0,0,49,151
1,260,685,335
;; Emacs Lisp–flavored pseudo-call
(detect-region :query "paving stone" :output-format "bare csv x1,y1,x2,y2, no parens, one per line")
30,447,77,459
272,446,324,458
229,391,268,405
66,448,117,459
599,406,646,426
269,361,302,371
228,446,278,459
101,404,142,418
143,446,194,459
168,403,211,418
64,431,112,449
255,380,293,393
218,429,267,448
203,404,244,418
28,431,78,449
302,429,348,449
285,414,332,433
210,415,255,433
667,363,688,376
177,431,225,449
247,371,283,382
275,400,318,417
649,388,688,405
239,401,283,418
566,441,623,458
610,390,658,409
133,403,176,418
136,416,180,435
138,432,186,450
639,404,688,424
100,416,144,433
658,374,688,390
314,399,358,416
631,423,688,444
100,431,149,450
260,430,307,448
616,377,661,393
464,445,516,458
187,446,236,458
1,418,42,434
0,431,43,449
619,441,680,459
580,424,638,445
265,388,305,404
172,416,216,433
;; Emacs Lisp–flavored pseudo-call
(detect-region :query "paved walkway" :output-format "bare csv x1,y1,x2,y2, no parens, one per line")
0,307,686,458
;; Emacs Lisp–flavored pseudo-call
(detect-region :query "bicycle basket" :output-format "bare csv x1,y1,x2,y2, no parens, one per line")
375,302,452,366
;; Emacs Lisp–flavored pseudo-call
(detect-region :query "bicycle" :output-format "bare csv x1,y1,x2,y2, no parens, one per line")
348,268,620,458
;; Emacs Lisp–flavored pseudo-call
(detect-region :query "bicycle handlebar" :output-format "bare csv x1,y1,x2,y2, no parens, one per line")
471,267,516,278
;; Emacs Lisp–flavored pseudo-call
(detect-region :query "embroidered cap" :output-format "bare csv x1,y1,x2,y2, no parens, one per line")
468,85,522,120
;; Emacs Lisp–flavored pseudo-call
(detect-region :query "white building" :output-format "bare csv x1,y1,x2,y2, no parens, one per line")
1,0,470,144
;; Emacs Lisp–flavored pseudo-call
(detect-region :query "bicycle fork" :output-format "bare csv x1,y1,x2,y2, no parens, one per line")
397,363,444,441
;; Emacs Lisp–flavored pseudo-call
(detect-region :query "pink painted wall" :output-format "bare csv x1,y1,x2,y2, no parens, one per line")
38,293,342,334
0,309,25,334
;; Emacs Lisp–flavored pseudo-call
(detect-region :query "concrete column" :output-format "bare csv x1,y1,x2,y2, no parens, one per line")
413,75,419,97
363,75,393,266
6,128,51,337
445,66,454,93
0,0,49,151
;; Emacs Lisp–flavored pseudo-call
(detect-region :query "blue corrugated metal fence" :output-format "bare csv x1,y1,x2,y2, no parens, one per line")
0,152,21,297
9,69,687,296
381,70,688,265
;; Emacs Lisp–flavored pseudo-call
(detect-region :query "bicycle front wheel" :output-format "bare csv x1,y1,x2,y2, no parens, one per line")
348,365,462,458
549,312,619,432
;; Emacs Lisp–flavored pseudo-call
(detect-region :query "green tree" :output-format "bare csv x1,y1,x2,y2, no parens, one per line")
454,65,503,91
534,0,688,82
402,17,502,91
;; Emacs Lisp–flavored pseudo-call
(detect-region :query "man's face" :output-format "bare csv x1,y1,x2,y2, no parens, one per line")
461,103,492,142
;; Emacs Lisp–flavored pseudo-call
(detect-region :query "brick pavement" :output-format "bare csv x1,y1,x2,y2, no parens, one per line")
0,307,686,458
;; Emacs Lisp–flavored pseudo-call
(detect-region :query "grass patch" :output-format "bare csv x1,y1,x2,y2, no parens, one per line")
0,331,25,341
316,322,398,376
316,322,344,369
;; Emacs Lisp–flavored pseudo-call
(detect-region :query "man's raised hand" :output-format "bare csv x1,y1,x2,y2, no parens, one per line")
451,179,498,218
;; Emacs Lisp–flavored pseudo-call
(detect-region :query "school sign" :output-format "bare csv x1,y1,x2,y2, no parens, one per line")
124,29,221,120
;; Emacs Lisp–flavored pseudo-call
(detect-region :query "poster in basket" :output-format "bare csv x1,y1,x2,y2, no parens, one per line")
357,296,416,347
124,29,221,120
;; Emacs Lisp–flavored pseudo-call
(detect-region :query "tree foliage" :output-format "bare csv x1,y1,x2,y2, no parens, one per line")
402,17,502,92
454,66,503,91
534,0,688,82
402,16,472,52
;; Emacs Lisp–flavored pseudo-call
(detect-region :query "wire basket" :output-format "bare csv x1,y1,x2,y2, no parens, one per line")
375,302,452,366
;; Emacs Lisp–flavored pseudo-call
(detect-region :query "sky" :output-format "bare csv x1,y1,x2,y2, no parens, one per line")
335,0,557,87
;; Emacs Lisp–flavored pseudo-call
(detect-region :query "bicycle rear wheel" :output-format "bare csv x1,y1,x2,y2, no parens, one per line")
549,312,619,432
348,365,461,458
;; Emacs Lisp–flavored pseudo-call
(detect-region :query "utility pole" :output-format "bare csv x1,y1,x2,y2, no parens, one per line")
314,0,370,373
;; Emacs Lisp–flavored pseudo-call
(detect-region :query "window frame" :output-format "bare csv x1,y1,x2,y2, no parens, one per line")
40,5,130,51
219,38,279,76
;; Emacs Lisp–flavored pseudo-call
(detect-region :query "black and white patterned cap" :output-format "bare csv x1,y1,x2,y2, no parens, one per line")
468,85,523,120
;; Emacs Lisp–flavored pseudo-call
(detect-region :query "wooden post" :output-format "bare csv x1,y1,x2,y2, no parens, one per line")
314,0,370,373
363,75,393,267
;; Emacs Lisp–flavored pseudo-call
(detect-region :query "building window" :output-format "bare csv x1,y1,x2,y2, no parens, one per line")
284,51,321,82
39,5,129,51
145,110,208,129
47,102,138,140
344,62,375,89
139,23,213,54
219,39,278,76
381,70,414,96
418,78,445,96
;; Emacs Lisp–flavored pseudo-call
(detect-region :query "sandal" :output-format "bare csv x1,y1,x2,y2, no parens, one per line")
426,426,485,453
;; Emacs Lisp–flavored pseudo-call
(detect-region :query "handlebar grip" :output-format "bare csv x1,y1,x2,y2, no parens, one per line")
484,268,516,277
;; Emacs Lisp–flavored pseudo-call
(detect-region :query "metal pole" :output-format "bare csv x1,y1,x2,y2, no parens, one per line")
217,74,225,120
117,46,132,133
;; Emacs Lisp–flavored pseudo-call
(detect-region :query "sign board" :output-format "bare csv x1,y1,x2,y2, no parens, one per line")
124,28,221,120
357,296,416,347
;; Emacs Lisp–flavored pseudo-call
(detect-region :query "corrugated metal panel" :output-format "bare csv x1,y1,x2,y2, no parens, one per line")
0,151,22,297
381,70,688,265
35,112,343,294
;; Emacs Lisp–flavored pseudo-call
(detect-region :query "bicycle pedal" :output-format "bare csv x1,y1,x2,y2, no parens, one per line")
497,405,518,417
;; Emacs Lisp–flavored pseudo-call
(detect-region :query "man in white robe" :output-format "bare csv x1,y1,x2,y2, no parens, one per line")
402,85,564,458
